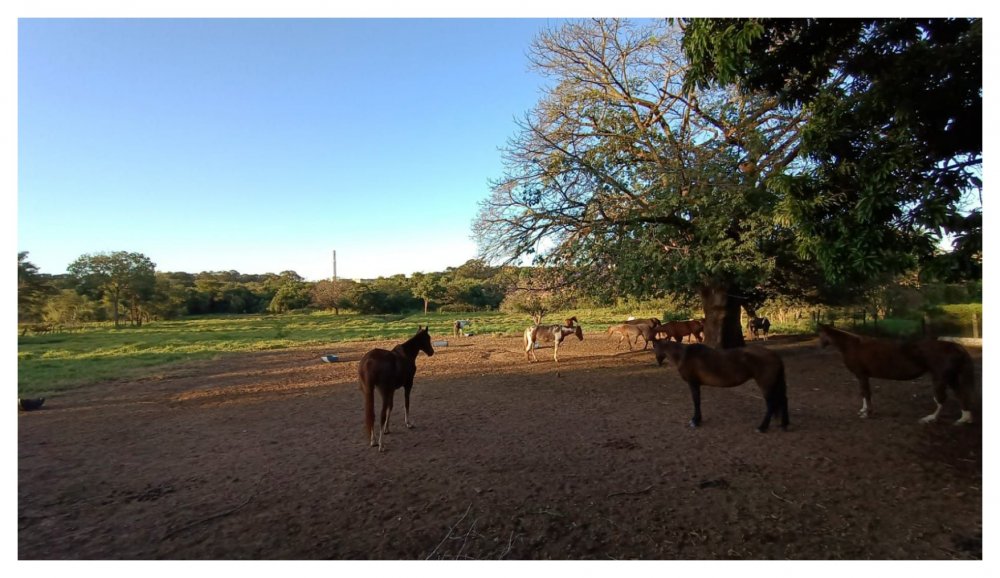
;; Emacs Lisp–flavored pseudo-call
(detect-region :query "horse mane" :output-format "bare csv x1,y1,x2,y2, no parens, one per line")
394,326,430,358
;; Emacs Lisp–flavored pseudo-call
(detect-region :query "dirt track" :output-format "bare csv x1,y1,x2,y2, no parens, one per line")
18,332,982,559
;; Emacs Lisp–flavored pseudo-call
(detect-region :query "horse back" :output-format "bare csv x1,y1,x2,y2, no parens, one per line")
846,338,928,380
359,348,413,390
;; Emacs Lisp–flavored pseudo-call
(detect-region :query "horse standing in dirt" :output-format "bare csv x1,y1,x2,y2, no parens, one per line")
817,324,975,424
623,318,660,349
652,339,789,432
525,322,584,363
606,323,645,351
358,326,435,452
748,317,771,341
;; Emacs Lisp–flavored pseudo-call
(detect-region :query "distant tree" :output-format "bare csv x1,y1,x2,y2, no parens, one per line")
43,289,101,324
311,279,356,314
18,252,54,323
411,272,446,314
67,251,156,328
267,280,312,313
498,267,577,325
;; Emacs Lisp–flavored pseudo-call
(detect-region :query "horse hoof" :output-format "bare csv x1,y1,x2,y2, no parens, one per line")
755,427,768,433
405,423,414,429
688,420,700,428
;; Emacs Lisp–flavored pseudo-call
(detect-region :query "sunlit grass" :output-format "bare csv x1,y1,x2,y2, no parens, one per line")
17,306,950,397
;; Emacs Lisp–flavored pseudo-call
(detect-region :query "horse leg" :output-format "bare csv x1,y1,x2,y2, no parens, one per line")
920,379,948,424
377,388,394,452
857,376,873,418
688,382,703,428
553,338,560,363
403,385,414,429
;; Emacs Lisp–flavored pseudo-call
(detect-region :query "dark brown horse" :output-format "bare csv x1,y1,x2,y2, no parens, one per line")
817,324,975,424
358,326,435,452
652,339,789,432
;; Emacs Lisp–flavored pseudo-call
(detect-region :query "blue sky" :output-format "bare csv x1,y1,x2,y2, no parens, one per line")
18,18,560,281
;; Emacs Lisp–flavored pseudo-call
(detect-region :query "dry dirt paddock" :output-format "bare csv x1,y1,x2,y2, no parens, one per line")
18,332,982,560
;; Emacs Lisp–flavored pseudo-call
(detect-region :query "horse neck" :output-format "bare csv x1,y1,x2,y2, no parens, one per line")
822,326,858,351
396,335,425,360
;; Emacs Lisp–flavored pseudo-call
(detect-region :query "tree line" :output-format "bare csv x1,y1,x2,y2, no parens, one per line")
17,251,520,327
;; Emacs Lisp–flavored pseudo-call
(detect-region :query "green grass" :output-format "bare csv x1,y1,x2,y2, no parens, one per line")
17,309,661,396
22,303,977,397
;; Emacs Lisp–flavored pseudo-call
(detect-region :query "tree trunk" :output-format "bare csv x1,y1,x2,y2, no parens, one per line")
700,285,745,349
423,298,429,314
112,292,121,328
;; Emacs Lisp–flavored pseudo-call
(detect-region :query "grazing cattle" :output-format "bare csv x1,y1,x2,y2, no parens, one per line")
748,317,771,341
525,322,584,363
653,338,789,432
358,326,435,452
606,323,644,350
818,324,975,424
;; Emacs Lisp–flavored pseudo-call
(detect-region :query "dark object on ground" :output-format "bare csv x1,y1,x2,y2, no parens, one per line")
19,397,45,411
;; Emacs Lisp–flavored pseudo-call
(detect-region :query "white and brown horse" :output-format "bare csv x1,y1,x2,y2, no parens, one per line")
525,322,584,362
818,324,975,424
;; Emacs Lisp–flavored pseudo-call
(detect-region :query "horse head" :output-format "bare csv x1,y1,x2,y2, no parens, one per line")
415,326,435,357
652,338,683,367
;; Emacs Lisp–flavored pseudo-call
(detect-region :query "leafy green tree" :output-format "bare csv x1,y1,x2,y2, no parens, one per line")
476,19,810,346
267,280,312,313
67,251,156,328
411,272,446,314
681,18,982,286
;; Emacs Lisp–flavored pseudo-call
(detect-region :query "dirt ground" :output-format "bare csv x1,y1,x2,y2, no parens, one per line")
17,331,982,560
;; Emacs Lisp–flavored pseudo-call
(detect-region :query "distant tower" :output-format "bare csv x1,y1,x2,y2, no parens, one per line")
332,250,337,282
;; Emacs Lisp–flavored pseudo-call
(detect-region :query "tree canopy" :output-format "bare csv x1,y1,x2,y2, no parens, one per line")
682,18,982,285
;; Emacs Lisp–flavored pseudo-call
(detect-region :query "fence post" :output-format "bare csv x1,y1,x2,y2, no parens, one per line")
973,312,979,339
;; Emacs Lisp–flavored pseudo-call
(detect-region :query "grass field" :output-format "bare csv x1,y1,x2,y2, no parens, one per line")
17,308,669,396
17,304,973,396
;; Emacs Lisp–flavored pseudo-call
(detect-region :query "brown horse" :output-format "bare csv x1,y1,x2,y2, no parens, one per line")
652,339,789,432
525,322,584,362
624,318,660,349
358,326,435,452
817,324,975,424
606,323,644,350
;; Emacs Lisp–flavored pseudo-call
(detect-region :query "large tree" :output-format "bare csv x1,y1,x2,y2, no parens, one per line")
681,18,982,286
475,19,810,346
68,251,156,328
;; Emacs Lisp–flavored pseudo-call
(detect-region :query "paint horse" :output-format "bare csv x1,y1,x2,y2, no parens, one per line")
817,324,975,424
747,316,771,341
525,322,584,362
652,339,789,432
358,326,435,452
